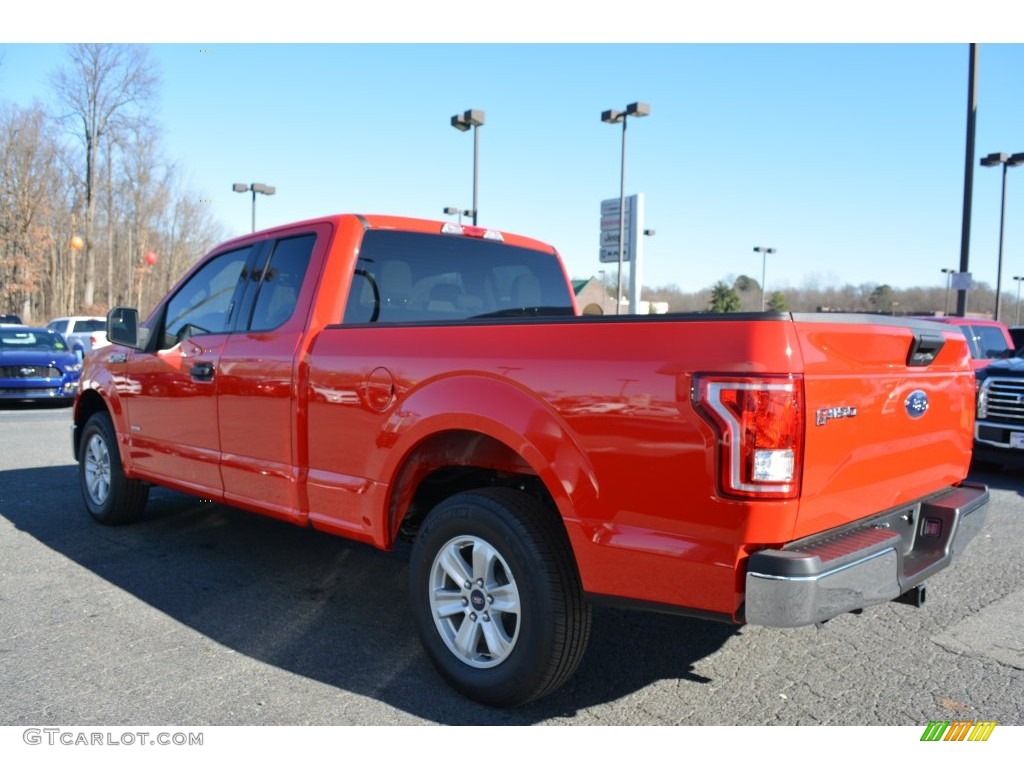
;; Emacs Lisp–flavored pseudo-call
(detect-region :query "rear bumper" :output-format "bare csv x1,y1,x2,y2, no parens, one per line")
744,483,989,628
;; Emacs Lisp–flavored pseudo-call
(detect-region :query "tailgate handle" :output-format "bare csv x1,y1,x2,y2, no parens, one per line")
907,332,946,367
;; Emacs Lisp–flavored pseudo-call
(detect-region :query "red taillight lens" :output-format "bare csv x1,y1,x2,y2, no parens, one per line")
694,375,804,499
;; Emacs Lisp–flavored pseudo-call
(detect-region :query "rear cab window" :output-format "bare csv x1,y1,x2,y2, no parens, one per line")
71,319,106,334
342,230,574,325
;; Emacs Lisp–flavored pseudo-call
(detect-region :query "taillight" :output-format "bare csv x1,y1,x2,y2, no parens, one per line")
694,375,804,499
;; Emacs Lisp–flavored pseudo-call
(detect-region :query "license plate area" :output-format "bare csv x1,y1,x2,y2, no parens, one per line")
1010,432,1024,449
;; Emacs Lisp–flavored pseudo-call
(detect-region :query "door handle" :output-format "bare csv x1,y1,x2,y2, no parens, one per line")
190,362,215,381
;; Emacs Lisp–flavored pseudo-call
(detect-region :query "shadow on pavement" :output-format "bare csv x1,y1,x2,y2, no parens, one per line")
0,463,737,724
968,461,1024,496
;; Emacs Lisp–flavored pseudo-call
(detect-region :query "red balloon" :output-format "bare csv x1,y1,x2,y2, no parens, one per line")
144,251,158,265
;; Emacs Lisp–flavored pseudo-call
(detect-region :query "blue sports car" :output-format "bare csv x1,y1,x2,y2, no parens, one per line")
0,327,82,405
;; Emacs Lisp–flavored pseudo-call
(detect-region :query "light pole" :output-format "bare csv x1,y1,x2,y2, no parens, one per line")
450,109,484,226
602,102,651,315
941,267,956,315
980,151,1024,322
1014,275,1024,326
232,182,276,233
753,246,776,311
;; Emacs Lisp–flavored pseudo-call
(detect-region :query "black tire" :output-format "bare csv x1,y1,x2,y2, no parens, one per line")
409,487,592,707
79,411,149,525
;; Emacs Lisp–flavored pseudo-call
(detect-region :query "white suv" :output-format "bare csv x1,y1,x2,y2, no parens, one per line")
46,316,110,358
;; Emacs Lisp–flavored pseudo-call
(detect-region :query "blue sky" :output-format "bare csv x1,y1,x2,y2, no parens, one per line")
3,9,1023,296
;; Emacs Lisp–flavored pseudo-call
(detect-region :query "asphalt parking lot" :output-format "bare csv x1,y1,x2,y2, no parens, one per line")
1,403,1022,727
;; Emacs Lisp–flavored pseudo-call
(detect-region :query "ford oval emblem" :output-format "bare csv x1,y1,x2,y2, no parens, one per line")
905,390,929,418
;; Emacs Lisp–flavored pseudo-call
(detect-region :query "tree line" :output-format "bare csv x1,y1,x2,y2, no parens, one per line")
0,44,221,325
641,274,1016,321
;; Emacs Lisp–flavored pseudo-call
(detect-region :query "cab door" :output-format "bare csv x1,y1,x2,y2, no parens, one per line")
217,231,320,521
120,245,256,497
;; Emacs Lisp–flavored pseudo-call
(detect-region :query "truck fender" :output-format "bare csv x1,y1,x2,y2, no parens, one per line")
73,364,130,467
376,374,599,542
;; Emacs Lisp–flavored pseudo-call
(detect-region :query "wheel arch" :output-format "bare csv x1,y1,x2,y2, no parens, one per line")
73,389,112,462
378,376,599,547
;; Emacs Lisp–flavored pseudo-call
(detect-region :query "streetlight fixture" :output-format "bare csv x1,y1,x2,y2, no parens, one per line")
753,246,776,311
232,182,276,233
443,206,472,224
450,109,485,226
1014,275,1024,326
979,151,1024,322
601,101,651,315
941,267,956,315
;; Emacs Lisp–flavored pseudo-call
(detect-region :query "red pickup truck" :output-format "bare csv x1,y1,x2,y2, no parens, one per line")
73,213,988,706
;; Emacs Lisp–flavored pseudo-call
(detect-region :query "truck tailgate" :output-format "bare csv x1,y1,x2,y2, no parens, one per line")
790,314,975,540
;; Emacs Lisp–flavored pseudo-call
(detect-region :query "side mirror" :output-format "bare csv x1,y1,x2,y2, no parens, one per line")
107,307,150,350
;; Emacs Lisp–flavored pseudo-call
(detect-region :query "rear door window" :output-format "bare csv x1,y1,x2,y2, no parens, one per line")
247,234,316,331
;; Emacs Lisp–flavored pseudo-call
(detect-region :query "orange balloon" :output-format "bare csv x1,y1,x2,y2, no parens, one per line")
70,236,84,251
144,251,158,265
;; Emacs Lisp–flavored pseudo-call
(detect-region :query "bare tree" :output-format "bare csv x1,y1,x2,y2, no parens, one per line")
51,44,158,309
0,105,65,322
152,188,223,309
117,120,172,307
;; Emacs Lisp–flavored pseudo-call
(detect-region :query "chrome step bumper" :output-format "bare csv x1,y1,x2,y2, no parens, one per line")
744,483,989,628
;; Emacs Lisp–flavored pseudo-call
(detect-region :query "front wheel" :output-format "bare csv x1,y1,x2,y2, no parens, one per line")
79,411,149,525
409,488,591,706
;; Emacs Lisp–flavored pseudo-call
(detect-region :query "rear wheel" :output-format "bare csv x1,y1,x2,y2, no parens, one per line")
79,412,149,525
409,487,591,706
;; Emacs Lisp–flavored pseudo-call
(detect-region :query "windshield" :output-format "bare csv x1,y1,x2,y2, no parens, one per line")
0,329,69,352
967,325,1011,359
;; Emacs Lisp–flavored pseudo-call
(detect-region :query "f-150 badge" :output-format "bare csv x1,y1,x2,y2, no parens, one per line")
816,405,858,426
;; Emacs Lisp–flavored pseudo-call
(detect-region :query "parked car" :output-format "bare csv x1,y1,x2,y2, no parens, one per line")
0,327,82,405
46,316,110,359
0,313,23,326
912,316,1014,369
